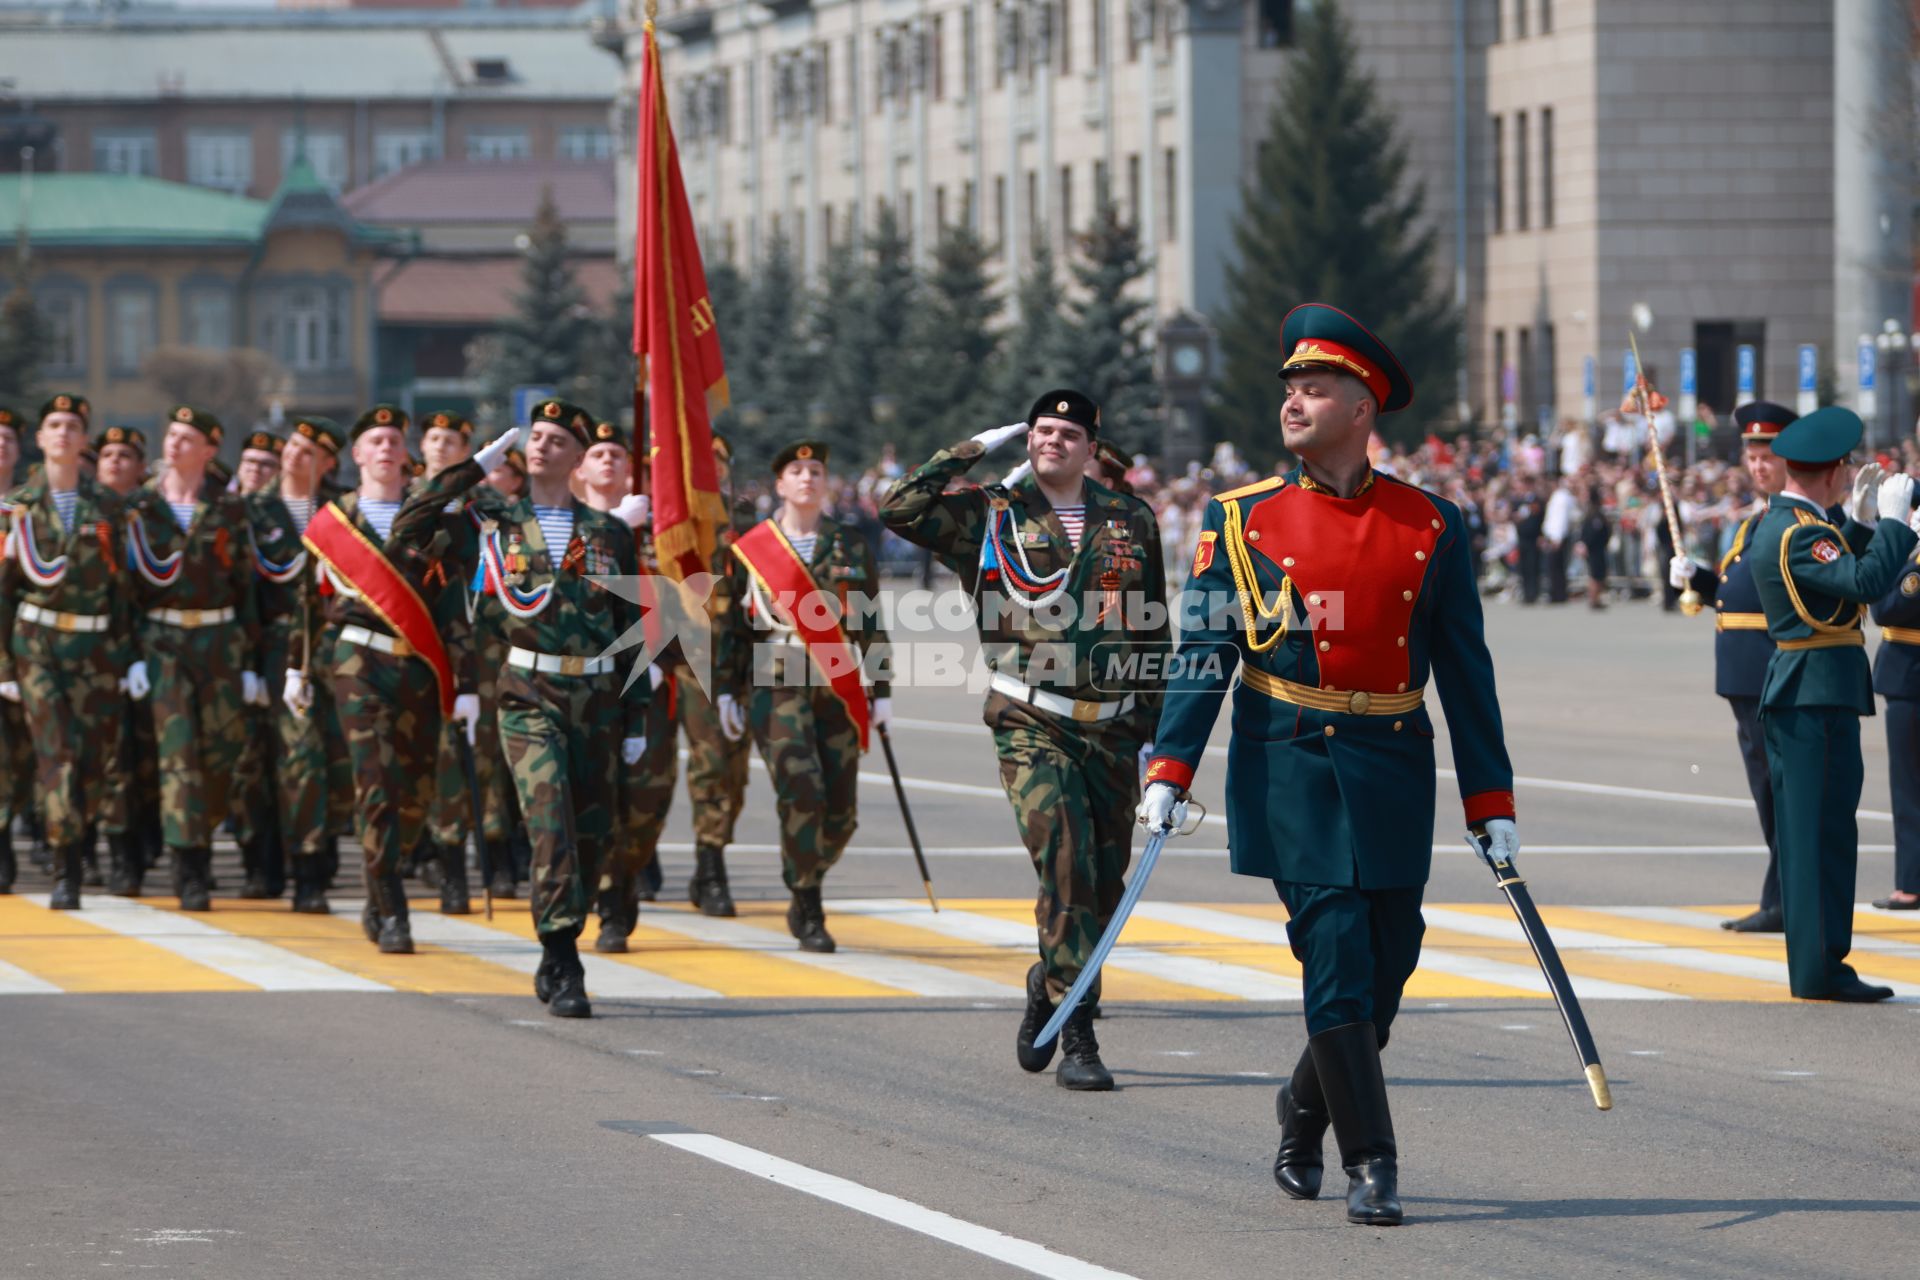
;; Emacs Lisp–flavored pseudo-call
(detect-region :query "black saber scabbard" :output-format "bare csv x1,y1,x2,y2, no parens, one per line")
1480,842,1612,1111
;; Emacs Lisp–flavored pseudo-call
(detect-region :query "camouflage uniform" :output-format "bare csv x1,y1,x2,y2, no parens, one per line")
0,476,139,903
880,436,1169,1000
680,503,755,855
229,489,306,898
418,474,482,908
0,693,32,891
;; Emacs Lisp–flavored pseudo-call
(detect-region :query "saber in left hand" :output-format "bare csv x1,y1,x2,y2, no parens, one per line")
1468,831,1611,1111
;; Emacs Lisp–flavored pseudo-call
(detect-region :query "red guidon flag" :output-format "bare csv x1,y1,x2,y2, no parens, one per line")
635,7,729,581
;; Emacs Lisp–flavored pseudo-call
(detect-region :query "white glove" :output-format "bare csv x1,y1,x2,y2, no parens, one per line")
971,421,1028,452
1877,473,1915,525
1137,741,1154,783
123,660,151,701
1850,463,1886,524
622,735,647,765
1910,503,1920,536
612,492,651,528
648,663,664,691
1668,554,1699,591
1135,780,1186,833
473,426,525,474
242,671,267,707
870,695,892,729
282,668,312,718
1468,818,1521,868
717,692,746,742
0,681,17,704
453,692,481,746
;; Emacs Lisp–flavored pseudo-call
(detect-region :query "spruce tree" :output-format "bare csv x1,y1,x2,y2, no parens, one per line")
1215,0,1458,450
900,222,1001,457
865,203,920,454
737,230,815,457
808,241,876,460
479,187,603,416
0,263,46,411
1058,199,1158,433
994,239,1070,410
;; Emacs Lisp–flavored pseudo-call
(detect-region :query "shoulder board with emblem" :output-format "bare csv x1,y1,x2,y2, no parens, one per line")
1214,476,1286,504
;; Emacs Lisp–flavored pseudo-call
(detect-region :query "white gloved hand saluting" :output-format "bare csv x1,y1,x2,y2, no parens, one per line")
1136,780,1187,834
621,736,647,766
1668,554,1700,592
472,425,526,475
717,692,747,742
282,669,312,718
611,492,651,529
242,671,267,707
1850,463,1886,524
123,660,151,701
1877,472,1916,526
453,692,481,746
971,422,1029,452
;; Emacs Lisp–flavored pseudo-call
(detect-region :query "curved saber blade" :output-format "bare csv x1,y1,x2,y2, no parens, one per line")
1034,826,1170,1049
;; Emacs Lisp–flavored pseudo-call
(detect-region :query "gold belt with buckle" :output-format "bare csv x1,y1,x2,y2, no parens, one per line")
1881,625,1920,646
1240,665,1425,715
1715,612,1769,632
1776,631,1864,651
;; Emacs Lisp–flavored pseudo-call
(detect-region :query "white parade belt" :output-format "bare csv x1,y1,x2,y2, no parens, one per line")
989,671,1135,722
507,646,614,677
18,603,110,633
340,624,414,658
146,606,236,628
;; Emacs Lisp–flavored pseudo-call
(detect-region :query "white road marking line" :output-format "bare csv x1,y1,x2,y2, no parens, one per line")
0,956,61,994
1608,905,1920,996
1130,901,1683,1001
33,895,389,992
835,899,1300,999
649,1132,1143,1280
356,903,723,1000
635,910,1023,998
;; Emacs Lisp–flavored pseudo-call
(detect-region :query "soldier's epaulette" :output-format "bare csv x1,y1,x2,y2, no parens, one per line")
1214,476,1285,505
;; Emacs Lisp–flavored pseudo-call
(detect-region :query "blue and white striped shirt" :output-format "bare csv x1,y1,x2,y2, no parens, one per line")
360,499,402,541
533,505,574,553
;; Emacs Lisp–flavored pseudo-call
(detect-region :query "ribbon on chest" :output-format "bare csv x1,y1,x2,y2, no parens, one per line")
126,511,184,588
979,496,1072,610
471,510,556,620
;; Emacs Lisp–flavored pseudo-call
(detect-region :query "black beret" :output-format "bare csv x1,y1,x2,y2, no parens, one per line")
168,404,223,446
39,392,91,424
421,410,474,438
589,420,630,451
291,416,345,455
242,429,284,456
530,398,593,447
1026,389,1101,435
771,439,830,473
352,404,410,440
95,425,147,457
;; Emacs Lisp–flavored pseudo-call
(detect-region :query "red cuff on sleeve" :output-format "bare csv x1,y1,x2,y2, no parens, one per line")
1463,790,1516,825
1144,757,1195,790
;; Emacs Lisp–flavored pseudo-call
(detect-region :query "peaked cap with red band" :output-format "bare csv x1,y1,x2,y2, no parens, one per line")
1278,303,1414,414
1733,400,1796,444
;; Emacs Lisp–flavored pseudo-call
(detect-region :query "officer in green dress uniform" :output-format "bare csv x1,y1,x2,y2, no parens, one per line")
1142,305,1518,1225
1746,406,1918,1000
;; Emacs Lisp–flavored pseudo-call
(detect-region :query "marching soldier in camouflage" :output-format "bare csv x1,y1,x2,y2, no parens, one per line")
0,405,34,893
91,424,163,892
473,443,532,900
134,405,266,911
440,399,650,1017
719,440,891,953
413,410,480,915
231,429,300,900
0,394,144,908
881,390,1169,1090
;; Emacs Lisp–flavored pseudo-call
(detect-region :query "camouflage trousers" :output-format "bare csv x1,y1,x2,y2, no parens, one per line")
611,671,681,885
679,663,749,848
749,669,861,891
498,667,623,939
332,645,442,880
249,679,339,859
987,690,1143,1001
475,634,517,843
0,695,35,833
104,695,160,840
145,621,249,851
427,718,468,848
13,632,121,848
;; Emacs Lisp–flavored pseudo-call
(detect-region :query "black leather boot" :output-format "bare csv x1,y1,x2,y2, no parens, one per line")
0,828,15,894
594,876,636,954
1721,905,1784,933
48,843,84,910
638,853,663,902
485,838,517,899
542,932,591,1018
106,832,143,896
692,845,737,918
787,886,835,953
261,821,287,900
1274,1047,1330,1199
290,857,331,915
26,809,49,872
238,832,272,899
1055,1002,1113,1091
175,848,212,912
376,867,413,954
1016,962,1059,1073
82,826,104,887
320,835,340,890
1311,1021,1402,1225
437,842,471,915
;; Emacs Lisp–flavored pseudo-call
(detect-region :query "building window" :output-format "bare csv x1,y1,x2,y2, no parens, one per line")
1541,0,1553,33
374,129,435,178
962,11,977,96
1489,115,1504,233
92,128,157,177
819,46,833,123
1492,0,1503,42
1059,164,1073,241
1162,146,1176,242
1492,328,1507,414
1541,107,1555,228
1093,0,1107,67
281,130,349,190
107,283,158,377
1093,157,1109,207
559,126,613,161
1516,0,1528,37
846,38,859,120
932,16,945,101
1027,169,1039,253
902,193,914,247
182,286,233,350
1129,0,1149,62
1517,327,1533,424
1059,0,1072,74
262,285,348,373
186,128,253,193
36,287,86,377
466,128,529,162
822,204,835,251
994,174,1007,250
1127,152,1141,226
935,184,948,229
1259,0,1295,48
1540,323,1558,419
1515,111,1529,231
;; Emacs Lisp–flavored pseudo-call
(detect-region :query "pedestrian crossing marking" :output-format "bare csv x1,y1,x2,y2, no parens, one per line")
1847,908,1920,941
4,894,1919,1003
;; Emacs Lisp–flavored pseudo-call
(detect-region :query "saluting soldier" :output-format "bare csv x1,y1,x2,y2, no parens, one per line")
443,399,649,1016
721,440,890,953
1143,305,1518,1225
1869,502,1920,912
0,395,143,908
132,405,266,910
92,424,163,892
294,405,498,951
881,393,1168,1090
0,404,35,893
1747,407,1918,1001
1668,401,1795,933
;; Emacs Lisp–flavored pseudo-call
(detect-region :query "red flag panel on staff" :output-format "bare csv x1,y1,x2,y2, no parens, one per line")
634,7,729,582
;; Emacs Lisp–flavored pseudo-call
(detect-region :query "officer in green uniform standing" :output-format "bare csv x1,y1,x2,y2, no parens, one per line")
882,395,1168,1090
721,440,891,953
1746,406,1918,1001
0,394,143,908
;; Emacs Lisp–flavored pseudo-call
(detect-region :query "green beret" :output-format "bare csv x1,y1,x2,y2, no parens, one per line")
167,404,223,446
529,398,593,447
291,415,345,455
41,392,92,424
771,439,830,474
1772,406,1863,467
352,404,410,440
1279,302,1414,414
241,429,284,456
1026,389,1101,436
95,424,147,458
421,410,474,438
588,420,630,451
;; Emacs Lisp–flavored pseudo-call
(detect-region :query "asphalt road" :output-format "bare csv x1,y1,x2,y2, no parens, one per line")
5,596,1918,1279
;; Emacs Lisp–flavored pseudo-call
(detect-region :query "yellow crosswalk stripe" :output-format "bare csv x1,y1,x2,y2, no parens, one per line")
179,900,528,996
0,895,252,993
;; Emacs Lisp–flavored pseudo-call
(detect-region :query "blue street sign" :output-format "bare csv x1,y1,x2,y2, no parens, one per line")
1798,344,1818,393
1859,342,1877,391
1583,355,1595,398
1680,348,1698,396
511,385,557,427
1622,350,1636,398
1736,345,1756,399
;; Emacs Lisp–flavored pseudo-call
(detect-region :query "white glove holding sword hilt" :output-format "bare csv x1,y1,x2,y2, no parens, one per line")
1136,780,1190,835
1466,817,1521,869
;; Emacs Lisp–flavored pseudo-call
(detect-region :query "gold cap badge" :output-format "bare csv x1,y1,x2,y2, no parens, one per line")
1057,400,1070,413
174,406,193,423
375,407,394,426
796,444,813,459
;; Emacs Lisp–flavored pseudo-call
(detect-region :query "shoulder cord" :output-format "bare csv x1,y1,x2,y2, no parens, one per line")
1221,500,1291,653
1779,509,1865,632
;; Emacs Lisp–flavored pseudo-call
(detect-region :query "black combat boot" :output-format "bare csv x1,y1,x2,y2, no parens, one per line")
1016,962,1059,1073
1310,1021,1402,1225
48,843,84,910
320,835,340,890
594,876,636,954
26,809,50,872
238,832,273,899
1274,1046,1331,1200
437,842,471,915
637,853,663,902
106,831,143,897
787,886,835,953
541,932,591,1018
177,847,212,912
290,856,331,915
690,845,738,917
82,826,104,887
1055,1002,1114,1091
261,822,287,900
0,826,15,894
488,837,518,900
375,867,413,954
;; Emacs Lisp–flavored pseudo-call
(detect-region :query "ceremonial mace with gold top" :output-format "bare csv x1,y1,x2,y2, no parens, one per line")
1627,306,1702,616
